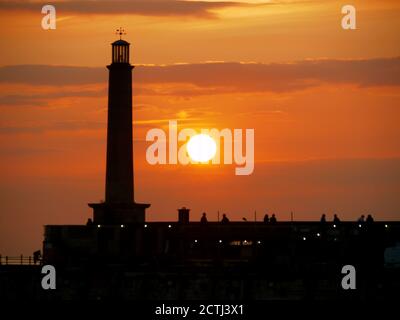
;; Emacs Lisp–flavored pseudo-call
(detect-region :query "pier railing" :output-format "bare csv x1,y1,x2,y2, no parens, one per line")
0,255,41,265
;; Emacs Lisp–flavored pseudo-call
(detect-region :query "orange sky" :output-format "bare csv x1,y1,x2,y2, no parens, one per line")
0,0,400,255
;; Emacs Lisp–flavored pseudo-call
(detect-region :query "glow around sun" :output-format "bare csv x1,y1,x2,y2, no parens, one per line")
187,134,217,163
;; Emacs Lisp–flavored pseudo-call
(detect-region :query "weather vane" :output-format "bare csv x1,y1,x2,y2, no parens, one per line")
116,27,126,40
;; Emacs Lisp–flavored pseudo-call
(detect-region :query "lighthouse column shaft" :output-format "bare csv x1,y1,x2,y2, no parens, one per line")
105,63,134,203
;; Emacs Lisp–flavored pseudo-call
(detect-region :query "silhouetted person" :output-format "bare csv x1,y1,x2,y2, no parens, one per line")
86,218,93,226
221,214,230,224
263,214,269,223
200,212,208,223
270,214,277,224
333,214,341,224
357,215,365,223
33,250,41,265
319,214,327,234
366,214,374,224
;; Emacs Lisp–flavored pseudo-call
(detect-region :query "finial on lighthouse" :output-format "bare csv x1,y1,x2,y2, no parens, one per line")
116,27,126,40
111,28,130,64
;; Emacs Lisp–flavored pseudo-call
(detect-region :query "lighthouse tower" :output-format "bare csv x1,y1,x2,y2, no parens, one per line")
89,31,150,224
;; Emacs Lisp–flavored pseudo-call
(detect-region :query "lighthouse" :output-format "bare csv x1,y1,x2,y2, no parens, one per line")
89,30,150,224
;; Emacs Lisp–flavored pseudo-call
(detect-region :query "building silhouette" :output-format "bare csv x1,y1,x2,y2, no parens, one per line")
1,37,400,301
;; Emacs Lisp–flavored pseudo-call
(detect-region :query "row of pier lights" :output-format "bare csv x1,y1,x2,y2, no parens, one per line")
92,207,391,246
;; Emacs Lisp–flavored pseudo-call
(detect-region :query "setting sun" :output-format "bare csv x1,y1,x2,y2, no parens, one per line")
187,134,217,163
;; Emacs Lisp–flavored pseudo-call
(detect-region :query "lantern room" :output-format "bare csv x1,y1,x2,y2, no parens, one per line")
111,39,130,64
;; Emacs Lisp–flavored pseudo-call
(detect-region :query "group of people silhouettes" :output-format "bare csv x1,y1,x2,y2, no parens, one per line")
200,212,278,223
357,214,375,224
200,212,376,224
263,214,277,223
201,212,232,224
320,214,340,224
320,213,375,224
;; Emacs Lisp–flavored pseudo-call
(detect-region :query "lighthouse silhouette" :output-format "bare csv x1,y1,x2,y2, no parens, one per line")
89,34,150,224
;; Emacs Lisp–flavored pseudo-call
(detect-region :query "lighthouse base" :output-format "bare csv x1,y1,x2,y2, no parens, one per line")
89,202,150,224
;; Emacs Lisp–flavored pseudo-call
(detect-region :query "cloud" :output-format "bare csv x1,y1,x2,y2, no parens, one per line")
0,0,262,18
1,57,399,95
255,157,400,187
0,65,106,86
0,89,107,106
0,121,105,134
134,58,400,94
0,147,58,156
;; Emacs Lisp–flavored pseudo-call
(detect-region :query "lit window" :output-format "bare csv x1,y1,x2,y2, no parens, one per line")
219,240,222,243
168,224,172,228
229,241,241,246
317,233,320,237
144,224,148,228
303,237,306,241
333,224,336,228
121,224,124,228
97,225,101,228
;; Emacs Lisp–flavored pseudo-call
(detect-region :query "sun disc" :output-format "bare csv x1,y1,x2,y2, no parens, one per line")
187,134,217,162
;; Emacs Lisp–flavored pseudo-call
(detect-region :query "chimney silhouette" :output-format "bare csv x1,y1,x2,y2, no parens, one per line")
89,37,150,224
178,207,190,224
